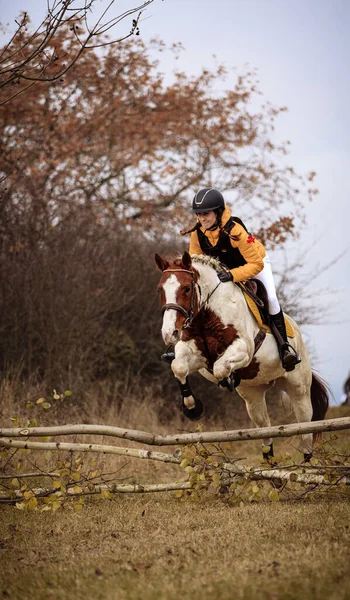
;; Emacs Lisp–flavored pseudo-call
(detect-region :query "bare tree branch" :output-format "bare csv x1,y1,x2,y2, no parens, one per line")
0,0,156,104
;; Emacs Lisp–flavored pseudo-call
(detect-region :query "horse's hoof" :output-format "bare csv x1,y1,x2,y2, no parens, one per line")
181,397,203,420
161,351,175,364
262,443,274,461
303,453,312,463
219,371,241,392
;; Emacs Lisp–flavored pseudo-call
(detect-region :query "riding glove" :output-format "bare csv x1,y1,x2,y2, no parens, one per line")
218,271,233,283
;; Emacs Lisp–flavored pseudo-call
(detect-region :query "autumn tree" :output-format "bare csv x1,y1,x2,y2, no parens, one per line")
0,23,319,390
0,26,317,246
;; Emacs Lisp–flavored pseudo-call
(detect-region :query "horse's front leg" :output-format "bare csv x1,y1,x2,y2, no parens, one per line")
176,377,204,420
213,338,252,382
172,340,207,420
171,339,207,382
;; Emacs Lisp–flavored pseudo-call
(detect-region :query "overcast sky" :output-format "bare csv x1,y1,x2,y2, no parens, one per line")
1,0,349,404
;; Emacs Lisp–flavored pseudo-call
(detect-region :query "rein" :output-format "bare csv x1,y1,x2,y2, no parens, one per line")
161,268,220,328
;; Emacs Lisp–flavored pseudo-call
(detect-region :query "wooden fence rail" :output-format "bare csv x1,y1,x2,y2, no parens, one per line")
1,416,350,445
0,438,180,463
0,417,349,503
1,437,347,487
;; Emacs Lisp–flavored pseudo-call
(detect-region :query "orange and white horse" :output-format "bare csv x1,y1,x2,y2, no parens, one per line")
155,251,328,460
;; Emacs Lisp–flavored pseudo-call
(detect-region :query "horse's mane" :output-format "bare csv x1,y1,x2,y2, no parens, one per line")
165,253,223,273
191,254,223,273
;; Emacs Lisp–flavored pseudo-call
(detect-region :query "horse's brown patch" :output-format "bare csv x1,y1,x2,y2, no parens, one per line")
237,358,260,380
181,308,239,369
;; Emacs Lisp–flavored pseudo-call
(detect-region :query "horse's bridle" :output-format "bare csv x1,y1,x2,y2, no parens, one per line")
161,268,221,329
161,268,199,328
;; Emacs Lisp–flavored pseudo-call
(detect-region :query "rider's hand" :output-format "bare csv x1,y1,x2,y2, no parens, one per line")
218,270,233,283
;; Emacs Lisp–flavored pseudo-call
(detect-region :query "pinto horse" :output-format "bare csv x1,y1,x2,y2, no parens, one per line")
155,251,329,460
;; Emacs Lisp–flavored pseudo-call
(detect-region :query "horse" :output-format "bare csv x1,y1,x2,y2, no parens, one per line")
155,251,329,461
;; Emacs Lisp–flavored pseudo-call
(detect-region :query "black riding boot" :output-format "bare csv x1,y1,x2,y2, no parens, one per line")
270,310,301,372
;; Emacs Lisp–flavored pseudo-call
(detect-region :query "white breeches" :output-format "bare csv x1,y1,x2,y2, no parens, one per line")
253,253,280,315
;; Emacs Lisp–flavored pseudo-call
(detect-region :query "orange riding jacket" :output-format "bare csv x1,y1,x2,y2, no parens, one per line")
189,206,266,282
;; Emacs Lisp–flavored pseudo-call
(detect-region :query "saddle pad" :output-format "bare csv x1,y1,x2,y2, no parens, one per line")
242,291,295,338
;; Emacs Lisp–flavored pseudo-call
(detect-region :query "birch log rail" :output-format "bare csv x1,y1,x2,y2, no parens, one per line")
2,466,343,503
0,439,180,464
0,416,350,445
0,416,349,504
0,437,346,486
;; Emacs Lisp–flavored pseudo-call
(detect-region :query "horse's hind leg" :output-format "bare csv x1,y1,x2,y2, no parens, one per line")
276,372,313,458
237,384,274,459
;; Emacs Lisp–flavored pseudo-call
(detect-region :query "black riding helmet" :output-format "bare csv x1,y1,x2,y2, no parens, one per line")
191,188,225,213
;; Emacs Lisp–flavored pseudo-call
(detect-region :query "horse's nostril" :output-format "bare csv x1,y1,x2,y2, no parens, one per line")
173,330,179,339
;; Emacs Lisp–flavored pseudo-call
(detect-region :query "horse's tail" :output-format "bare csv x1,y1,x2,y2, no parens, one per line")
311,372,329,442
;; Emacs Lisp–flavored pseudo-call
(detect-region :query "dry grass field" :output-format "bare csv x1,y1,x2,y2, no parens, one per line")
0,385,349,600
1,496,349,600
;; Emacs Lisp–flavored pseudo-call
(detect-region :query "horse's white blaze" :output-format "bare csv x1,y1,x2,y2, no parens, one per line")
161,274,181,345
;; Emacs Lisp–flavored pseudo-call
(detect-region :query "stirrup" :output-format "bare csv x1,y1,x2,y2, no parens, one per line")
219,371,241,392
281,344,301,372
161,351,175,364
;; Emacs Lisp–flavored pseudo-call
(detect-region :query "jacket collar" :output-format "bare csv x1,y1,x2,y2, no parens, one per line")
220,206,232,226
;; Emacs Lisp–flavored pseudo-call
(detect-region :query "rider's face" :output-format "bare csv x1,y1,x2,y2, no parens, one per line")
196,210,217,229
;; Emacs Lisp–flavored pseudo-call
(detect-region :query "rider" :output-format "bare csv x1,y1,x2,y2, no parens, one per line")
161,187,301,372
185,187,301,371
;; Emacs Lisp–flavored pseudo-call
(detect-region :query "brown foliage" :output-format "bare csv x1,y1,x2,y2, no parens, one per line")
0,27,316,238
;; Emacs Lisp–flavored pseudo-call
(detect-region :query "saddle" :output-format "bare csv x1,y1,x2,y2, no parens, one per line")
237,279,295,338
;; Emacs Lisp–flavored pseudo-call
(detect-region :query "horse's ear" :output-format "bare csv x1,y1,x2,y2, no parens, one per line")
155,253,169,271
182,251,192,270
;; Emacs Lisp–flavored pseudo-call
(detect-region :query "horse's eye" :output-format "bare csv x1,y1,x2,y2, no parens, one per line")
183,286,191,294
